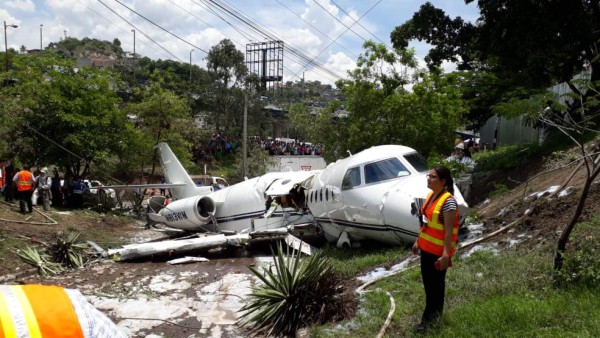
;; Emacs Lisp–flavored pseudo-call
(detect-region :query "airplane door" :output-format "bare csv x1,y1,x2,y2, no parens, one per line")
339,157,414,227
340,183,383,226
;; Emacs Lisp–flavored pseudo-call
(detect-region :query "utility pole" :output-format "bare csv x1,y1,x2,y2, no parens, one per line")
131,29,136,80
189,49,194,83
4,21,18,72
131,29,135,57
302,70,305,101
242,91,248,179
40,24,43,50
63,29,67,39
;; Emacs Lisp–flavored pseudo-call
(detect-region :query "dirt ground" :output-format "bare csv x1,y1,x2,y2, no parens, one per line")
1,150,600,337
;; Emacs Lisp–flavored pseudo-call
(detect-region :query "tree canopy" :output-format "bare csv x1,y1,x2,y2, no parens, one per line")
391,1,600,128
1,53,138,177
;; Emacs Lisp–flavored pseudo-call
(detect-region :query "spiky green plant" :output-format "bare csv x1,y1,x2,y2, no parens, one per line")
49,231,89,268
16,246,64,276
239,242,353,337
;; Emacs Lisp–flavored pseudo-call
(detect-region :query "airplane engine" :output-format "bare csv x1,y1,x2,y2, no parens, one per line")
157,195,216,230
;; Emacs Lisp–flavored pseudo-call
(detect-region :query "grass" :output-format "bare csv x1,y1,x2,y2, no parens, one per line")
310,217,600,338
0,232,29,273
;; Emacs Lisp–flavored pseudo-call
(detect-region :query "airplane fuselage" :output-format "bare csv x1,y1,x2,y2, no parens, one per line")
302,145,468,247
152,142,469,248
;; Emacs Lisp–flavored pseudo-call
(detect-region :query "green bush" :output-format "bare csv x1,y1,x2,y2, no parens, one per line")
490,183,510,197
473,143,540,171
554,236,600,288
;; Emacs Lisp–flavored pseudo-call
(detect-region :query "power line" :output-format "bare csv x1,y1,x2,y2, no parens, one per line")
193,0,337,82
300,0,385,73
78,0,174,61
187,0,255,42
310,0,371,44
174,0,305,82
329,0,392,49
112,0,209,54
274,0,359,60
203,0,344,81
97,0,184,62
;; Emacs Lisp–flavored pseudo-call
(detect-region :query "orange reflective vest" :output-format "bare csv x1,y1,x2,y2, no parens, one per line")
15,171,34,192
417,191,460,257
0,284,85,338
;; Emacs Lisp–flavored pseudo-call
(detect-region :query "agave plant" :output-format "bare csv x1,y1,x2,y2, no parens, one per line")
48,231,89,268
239,242,349,337
16,246,64,276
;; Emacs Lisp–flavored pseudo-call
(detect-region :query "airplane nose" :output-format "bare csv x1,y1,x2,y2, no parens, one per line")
381,176,430,241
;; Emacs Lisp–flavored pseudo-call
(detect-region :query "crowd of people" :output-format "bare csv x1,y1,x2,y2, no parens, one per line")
3,164,90,213
253,137,324,156
192,133,324,162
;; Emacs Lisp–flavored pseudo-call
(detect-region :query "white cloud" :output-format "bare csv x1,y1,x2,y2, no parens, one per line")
5,0,35,12
0,0,478,84
325,51,355,78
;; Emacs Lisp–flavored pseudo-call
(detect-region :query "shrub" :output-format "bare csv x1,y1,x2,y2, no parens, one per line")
240,243,353,337
473,143,540,171
554,236,600,288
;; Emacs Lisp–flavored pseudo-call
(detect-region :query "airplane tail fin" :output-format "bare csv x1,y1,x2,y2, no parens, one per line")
155,142,212,200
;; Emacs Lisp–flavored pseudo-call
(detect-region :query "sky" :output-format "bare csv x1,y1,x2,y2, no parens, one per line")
2,0,480,85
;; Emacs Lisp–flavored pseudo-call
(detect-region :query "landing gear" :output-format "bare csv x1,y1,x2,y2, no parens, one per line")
335,231,362,249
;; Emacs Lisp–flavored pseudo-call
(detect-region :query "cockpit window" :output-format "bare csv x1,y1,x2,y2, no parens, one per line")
404,152,428,173
364,158,409,184
342,167,361,190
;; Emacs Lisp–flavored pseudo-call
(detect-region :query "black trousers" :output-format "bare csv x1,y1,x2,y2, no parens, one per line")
420,250,447,325
17,190,34,213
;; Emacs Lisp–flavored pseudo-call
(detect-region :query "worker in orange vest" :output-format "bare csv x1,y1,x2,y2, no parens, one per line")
12,164,36,214
0,284,128,337
412,165,460,333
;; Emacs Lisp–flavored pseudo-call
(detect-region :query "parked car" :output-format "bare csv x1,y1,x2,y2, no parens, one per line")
84,179,117,199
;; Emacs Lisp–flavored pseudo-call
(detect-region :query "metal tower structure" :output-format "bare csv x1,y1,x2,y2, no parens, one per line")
246,40,284,95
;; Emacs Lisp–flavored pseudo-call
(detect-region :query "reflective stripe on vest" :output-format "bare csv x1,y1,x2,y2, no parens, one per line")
16,171,34,192
417,191,460,257
0,285,85,338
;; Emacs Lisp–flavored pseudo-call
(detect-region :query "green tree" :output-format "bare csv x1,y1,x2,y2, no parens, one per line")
335,41,466,158
390,1,600,127
127,81,194,170
206,39,248,135
1,53,137,177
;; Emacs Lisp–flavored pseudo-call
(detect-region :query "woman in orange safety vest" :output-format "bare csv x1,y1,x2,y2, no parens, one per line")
411,165,460,332
0,284,128,337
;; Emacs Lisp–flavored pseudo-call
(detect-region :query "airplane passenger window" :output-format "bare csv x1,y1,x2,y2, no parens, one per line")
364,158,409,184
342,167,361,190
326,188,329,201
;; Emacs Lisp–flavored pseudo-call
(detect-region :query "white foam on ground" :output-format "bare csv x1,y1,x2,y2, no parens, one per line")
88,268,257,337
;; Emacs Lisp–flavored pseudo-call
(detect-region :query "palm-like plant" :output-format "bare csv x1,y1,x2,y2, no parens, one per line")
48,231,89,268
240,242,351,337
16,246,64,276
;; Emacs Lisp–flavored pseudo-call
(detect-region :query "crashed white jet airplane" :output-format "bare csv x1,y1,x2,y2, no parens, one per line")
144,142,469,249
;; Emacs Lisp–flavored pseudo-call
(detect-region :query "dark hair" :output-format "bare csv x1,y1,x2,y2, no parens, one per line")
432,165,454,195
22,164,29,170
